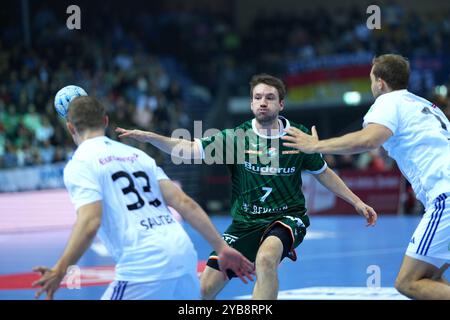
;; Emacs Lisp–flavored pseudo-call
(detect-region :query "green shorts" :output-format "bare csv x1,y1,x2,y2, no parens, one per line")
206,214,309,277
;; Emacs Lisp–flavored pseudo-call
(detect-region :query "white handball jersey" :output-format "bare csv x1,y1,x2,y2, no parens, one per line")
63,136,198,282
363,89,450,206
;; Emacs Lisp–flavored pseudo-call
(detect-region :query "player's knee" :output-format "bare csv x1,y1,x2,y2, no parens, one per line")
394,276,406,293
255,251,278,273
394,275,413,297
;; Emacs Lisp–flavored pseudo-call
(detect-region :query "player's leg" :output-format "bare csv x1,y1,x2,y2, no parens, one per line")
433,263,449,285
395,193,450,299
200,223,262,299
200,265,229,300
395,256,450,299
252,235,283,300
252,217,306,300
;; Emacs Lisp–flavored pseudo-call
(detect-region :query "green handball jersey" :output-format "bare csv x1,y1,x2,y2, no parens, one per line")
195,117,327,227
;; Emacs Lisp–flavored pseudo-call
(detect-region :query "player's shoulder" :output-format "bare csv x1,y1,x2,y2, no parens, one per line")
72,136,112,160
234,119,253,131
66,136,154,171
212,120,252,138
63,156,88,183
367,91,402,117
109,139,157,165
375,89,412,105
64,138,101,174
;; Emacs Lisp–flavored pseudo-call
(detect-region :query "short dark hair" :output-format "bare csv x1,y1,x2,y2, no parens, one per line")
372,54,410,90
67,96,106,133
250,73,286,101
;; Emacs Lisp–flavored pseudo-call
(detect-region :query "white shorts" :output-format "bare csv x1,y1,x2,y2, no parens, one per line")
406,193,450,268
101,272,200,300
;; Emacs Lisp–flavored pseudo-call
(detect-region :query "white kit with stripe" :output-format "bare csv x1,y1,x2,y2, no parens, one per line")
406,193,449,266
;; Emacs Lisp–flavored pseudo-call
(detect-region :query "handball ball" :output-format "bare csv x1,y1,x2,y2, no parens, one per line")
54,85,88,118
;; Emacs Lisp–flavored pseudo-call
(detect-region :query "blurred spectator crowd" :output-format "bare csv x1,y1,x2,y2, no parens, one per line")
224,2,450,96
0,42,190,168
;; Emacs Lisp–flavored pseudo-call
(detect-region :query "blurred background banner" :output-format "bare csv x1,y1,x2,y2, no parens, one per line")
0,162,65,192
303,169,403,215
285,58,372,106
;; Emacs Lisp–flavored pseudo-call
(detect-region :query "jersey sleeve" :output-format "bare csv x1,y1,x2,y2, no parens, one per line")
141,151,170,181
363,95,399,134
154,166,170,181
63,161,102,210
302,153,327,174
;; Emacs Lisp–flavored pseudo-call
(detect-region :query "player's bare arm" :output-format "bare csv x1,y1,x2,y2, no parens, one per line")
313,168,378,226
32,201,102,299
158,179,255,283
115,127,201,159
282,123,392,155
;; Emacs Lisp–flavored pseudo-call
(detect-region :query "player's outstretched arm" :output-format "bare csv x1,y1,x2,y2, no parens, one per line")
32,202,102,299
159,179,255,283
115,127,202,159
313,168,378,226
282,124,392,155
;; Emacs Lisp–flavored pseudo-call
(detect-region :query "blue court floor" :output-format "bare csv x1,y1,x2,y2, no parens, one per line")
1,212,440,300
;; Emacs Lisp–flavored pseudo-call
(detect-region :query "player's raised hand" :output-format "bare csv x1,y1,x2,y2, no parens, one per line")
354,201,378,227
115,127,150,143
282,126,319,154
32,266,65,300
217,246,255,284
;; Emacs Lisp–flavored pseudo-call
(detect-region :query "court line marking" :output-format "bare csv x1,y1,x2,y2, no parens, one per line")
235,286,409,300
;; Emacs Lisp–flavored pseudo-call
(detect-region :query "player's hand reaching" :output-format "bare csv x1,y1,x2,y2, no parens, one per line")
354,201,378,227
282,126,320,154
115,127,150,143
217,246,255,284
32,266,65,300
